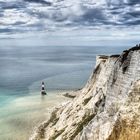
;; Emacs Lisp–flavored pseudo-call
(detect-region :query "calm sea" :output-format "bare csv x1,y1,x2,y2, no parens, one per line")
0,45,129,95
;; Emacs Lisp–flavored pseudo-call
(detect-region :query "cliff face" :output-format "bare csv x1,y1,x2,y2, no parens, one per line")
30,45,140,140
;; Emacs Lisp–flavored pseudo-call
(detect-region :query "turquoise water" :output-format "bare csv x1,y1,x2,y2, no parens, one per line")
0,91,71,140
0,45,129,140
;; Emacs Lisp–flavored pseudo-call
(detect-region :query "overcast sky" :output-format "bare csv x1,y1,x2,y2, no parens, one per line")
0,0,140,46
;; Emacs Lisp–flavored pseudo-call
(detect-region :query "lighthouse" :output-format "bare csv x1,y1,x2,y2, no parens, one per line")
41,81,47,95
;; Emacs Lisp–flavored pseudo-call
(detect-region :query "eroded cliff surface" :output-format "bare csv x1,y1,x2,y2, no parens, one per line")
30,45,140,140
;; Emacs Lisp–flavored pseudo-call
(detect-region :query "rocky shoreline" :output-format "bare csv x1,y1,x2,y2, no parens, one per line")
30,45,140,140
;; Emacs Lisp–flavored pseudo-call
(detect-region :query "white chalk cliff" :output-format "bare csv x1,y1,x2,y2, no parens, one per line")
30,45,140,140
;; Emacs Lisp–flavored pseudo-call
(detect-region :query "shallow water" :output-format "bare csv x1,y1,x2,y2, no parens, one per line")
0,45,129,139
0,91,71,140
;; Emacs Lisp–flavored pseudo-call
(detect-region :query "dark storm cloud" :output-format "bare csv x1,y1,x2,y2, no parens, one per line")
0,0,140,34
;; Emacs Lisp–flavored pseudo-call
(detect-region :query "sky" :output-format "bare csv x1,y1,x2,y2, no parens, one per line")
0,0,140,46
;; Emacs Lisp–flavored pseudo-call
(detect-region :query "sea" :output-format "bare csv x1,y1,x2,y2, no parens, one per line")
0,45,130,140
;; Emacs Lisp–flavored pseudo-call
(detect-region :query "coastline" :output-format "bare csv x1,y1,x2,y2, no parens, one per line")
30,46,140,140
29,90,82,140
0,91,72,140
29,97,72,140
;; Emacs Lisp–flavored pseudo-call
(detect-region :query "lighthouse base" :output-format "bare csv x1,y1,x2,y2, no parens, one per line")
41,91,47,95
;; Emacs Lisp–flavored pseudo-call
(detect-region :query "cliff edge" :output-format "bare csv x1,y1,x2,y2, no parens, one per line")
30,45,140,140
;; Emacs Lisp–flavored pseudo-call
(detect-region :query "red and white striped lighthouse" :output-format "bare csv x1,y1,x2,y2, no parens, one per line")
41,81,47,95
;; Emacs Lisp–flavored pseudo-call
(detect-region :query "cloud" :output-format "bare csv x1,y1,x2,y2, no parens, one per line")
126,0,140,5
0,28,12,33
0,1,26,10
24,0,52,5
0,0,140,35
